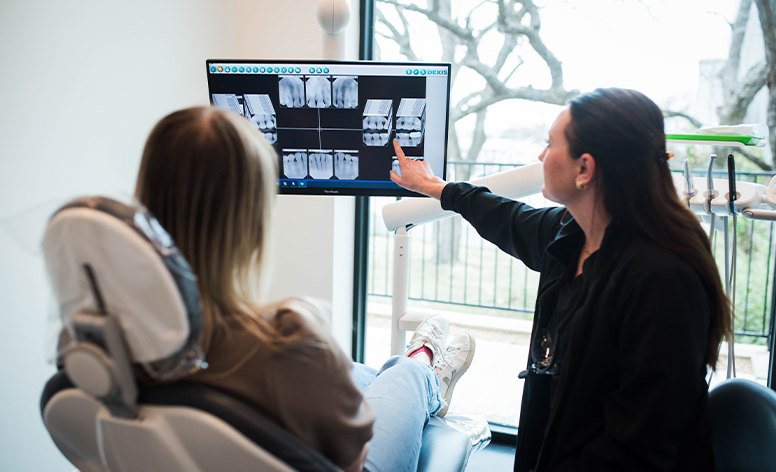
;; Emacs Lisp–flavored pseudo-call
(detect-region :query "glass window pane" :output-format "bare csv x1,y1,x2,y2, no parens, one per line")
367,0,773,429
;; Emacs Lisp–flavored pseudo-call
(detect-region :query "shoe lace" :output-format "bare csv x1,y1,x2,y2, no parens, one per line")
408,322,446,351
426,323,445,340
433,348,454,369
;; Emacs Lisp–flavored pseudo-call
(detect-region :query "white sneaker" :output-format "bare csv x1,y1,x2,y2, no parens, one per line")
405,315,449,361
434,332,475,417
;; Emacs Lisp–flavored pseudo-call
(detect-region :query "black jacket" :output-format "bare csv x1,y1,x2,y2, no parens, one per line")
441,182,714,472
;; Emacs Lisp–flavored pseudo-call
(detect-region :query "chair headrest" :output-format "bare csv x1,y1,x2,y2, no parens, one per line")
42,196,204,381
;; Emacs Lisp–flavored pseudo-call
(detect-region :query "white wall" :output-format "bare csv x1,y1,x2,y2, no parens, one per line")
0,1,359,470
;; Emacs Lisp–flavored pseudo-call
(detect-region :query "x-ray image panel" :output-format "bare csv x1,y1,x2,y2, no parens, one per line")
213,93,278,144
334,151,359,180
308,150,334,179
395,98,426,147
306,76,332,108
244,94,278,144
282,150,308,179
391,155,424,177
279,76,305,108
212,94,244,115
363,99,393,147
332,76,358,109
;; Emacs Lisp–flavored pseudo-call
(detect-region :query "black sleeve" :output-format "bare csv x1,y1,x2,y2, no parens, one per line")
440,182,565,272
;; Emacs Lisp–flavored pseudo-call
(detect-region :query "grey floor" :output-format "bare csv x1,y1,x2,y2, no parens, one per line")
466,442,516,471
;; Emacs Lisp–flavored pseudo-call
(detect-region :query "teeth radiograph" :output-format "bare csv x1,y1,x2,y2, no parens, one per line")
212,93,278,144
282,150,308,179
244,94,278,144
334,151,359,180
309,150,334,179
279,76,305,108
363,99,393,146
391,155,424,177
211,94,245,116
332,76,358,109
306,76,332,108
395,98,426,147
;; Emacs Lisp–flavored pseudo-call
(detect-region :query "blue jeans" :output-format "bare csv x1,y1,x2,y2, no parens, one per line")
352,356,444,472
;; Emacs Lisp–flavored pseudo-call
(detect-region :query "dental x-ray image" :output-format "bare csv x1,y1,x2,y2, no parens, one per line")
306,76,332,108
308,150,334,179
211,93,245,115
279,76,305,108
391,155,424,177
334,151,359,180
244,94,278,144
212,93,278,144
363,99,393,146
395,98,426,147
332,76,358,109
283,150,308,179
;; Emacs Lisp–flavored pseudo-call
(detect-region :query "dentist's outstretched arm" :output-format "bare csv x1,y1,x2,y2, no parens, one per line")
389,139,446,199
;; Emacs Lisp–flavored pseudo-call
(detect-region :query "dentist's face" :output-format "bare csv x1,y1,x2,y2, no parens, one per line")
538,109,577,205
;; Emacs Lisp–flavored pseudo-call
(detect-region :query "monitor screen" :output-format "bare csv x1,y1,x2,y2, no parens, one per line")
206,59,451,196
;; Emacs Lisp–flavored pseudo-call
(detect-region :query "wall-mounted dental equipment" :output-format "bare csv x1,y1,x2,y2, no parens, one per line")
668,127,775,221
668,170,776,217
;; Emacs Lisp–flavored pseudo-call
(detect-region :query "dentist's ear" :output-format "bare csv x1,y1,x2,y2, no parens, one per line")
576,153,596,189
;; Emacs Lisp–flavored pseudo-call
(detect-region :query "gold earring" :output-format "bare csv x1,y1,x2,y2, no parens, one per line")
575,180,585,190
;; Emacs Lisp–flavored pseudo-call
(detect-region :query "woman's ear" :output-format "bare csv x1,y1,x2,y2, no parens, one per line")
576,153,596,188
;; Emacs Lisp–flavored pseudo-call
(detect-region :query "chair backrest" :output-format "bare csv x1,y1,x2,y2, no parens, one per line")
39,197,340,472
708,378,776,472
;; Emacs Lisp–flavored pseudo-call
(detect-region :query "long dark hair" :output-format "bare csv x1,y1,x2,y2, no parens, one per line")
565,88,730,369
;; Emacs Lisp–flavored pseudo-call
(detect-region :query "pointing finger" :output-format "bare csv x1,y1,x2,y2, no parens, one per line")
393,139,407,161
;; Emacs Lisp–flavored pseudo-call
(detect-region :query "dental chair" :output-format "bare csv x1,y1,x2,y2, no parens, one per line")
708,378,776,472
39,196,489,472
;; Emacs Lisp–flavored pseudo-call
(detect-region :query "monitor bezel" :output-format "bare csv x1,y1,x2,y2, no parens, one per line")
206,58,452,198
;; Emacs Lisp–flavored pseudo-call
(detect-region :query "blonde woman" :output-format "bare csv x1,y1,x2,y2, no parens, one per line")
134,106,475,472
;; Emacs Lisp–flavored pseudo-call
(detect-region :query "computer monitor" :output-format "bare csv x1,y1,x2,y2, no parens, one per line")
206,59,451,196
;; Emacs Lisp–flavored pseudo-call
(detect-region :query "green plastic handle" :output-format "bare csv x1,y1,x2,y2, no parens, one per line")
666,133,762,146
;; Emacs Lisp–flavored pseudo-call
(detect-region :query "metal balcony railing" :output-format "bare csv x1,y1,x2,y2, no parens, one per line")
368,162,776,345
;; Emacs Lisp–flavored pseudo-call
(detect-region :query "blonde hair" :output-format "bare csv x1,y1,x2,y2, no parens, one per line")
135,106,304,351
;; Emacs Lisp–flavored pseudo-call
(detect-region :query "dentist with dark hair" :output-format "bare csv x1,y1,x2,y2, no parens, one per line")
391,87,731,471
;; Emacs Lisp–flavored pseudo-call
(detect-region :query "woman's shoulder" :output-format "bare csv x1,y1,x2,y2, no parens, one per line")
616,236,701,282
266,296,333,338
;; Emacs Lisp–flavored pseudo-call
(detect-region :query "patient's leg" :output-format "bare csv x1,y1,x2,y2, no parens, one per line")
351,362,378,391
361,356,443,472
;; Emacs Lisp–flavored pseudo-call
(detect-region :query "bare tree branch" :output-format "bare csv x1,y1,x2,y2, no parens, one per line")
714,145,772,170
717,62,769,124
466,110,489,163
452,86,576,121
753,0,776,165
380,0,475,41
375,8,419,61
663,110,704,129
720,0,753,92
497,0,566,90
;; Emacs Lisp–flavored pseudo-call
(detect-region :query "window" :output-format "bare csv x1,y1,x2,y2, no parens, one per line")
364,0,775,430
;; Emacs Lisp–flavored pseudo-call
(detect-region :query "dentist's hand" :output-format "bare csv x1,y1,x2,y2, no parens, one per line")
389,139,446,199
